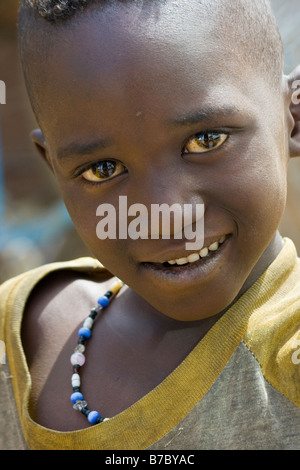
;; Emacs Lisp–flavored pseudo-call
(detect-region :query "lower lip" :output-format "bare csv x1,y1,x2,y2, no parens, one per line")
141,236,231,287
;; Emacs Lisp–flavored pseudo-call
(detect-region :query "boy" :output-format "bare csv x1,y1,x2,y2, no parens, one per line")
0,0,300,450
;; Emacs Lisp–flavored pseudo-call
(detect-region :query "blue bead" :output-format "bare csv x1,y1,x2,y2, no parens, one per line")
88,410,100,424
70,392,83,403
97,295,110,307
78,327,91,339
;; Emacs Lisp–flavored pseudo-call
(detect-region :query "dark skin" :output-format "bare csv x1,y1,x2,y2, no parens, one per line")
21,2,300,431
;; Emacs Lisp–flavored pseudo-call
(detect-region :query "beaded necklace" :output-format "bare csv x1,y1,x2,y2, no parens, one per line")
70,278,124,425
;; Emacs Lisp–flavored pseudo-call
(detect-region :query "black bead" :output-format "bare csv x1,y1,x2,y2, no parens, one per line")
105,291,113,299
72,386,80,393
81,407,90,417
89,308,98,320
78,335,86,345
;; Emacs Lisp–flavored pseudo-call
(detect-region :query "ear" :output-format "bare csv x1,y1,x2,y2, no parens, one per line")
287,66,300,158
30,128,54,172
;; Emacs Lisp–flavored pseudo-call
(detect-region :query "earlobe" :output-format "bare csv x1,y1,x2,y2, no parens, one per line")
287,66,300,158
30,129,53,171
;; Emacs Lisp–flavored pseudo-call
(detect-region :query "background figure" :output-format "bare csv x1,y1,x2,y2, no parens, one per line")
0,0,299,282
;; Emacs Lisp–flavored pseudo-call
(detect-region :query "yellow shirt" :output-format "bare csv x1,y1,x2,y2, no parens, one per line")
0,238,300,450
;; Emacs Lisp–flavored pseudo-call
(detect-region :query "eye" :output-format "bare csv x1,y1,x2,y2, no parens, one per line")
183,132,229,154
81,160,126,183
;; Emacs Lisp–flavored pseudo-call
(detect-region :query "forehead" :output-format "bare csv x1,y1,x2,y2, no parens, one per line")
31,1,272,141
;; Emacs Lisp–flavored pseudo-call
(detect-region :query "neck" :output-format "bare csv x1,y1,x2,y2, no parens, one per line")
237,231,284,300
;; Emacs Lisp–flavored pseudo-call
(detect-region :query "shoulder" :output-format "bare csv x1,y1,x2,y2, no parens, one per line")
0,271,31,342
243,252,300,408
22,262,114,364
0,257,110,343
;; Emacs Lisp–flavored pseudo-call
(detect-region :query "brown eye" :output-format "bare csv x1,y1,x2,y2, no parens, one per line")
183,132,229,154
82,160,126,183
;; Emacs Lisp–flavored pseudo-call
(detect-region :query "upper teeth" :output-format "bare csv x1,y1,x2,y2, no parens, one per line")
167,236,226,266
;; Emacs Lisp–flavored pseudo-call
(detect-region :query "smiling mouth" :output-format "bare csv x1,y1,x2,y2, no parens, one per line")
144,235,228,270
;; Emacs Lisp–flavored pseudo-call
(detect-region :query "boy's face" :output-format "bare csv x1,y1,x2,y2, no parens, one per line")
32,2,289,321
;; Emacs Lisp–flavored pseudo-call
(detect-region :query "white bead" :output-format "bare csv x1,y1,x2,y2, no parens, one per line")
73,400,87,411
74,344,85,354
83,317,94,329
70,352,85,366
71,373,80,387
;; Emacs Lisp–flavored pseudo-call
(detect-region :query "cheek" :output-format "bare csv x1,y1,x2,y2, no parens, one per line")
60,183,131,265
226,143,287,238
62,188,99,240
57,182,104,251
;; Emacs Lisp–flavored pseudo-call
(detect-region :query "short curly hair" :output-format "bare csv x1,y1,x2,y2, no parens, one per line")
19,0,284,122
22,0,92,22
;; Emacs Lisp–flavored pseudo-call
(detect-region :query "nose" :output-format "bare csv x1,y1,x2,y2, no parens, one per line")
127,162,201,207
121,168,205,242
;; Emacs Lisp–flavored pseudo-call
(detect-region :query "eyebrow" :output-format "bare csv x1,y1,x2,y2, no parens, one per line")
57,137,113,161
170,105,240,126
57,105,240,161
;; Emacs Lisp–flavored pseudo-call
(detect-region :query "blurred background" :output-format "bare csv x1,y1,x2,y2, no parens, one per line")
0,0,300,283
